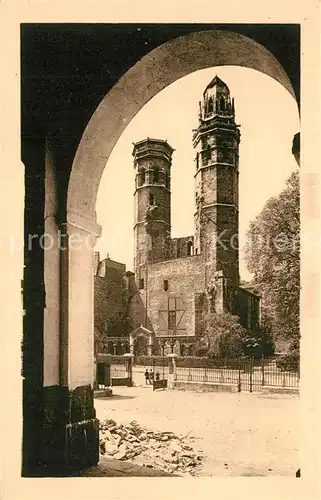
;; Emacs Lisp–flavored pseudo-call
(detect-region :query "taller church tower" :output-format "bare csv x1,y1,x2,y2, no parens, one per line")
193,76,240,291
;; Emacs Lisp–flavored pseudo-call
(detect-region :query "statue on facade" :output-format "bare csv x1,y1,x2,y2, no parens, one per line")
206,278,217,313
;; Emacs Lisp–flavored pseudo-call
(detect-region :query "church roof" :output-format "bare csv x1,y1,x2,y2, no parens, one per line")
203,75,229,96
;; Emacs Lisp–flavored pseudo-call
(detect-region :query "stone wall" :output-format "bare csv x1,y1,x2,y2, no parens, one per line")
94,258,129,337
170,236,194,259
146,255,205,338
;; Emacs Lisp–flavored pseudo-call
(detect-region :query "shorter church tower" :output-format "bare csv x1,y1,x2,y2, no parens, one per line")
133,138,174,279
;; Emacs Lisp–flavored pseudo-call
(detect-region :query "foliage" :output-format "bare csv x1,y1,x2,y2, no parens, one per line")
244,171,300,351
102,355,275,369
96,354,128,364
242,319,275,359
276,352,300,372
195,311,247,359
134,355,168,366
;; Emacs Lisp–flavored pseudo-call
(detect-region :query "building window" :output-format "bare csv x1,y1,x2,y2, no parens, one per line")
168,310,176,330
187,241,193,256
139,168,145,186
207,144,211,161
153,168,159,183
139,278,144,289
149,193,155,205
164,280,169,291
220,96,226,112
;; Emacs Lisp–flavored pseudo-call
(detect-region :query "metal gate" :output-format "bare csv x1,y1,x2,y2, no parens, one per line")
97,362,110,387
238,358,262,392
153,357,169,391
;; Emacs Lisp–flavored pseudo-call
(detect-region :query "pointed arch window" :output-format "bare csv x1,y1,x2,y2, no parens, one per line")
208,97,213,113
220,96,226,112
153,168,159,183
139,168,145,186
207,144,212,161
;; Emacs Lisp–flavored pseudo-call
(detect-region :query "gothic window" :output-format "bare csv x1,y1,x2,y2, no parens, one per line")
153,168,159,183
220,96,226,112
207,144,212,161
208,97,213,113
168,310,176,330
195,152,199,170
149,193,155,205
140,168,145,186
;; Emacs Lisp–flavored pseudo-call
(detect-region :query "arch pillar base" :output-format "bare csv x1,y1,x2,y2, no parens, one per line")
35,385,99,476
31,212,102,476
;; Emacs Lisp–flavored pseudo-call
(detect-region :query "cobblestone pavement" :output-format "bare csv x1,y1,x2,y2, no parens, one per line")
94,386,299,476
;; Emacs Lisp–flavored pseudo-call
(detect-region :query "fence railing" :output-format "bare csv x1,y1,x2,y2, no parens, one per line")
97,355,299,392
174,359,299,391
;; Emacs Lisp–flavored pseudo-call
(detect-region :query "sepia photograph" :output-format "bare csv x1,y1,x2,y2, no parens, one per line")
19,22,304,481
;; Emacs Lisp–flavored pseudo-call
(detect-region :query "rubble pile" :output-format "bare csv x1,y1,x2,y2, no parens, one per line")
99,419,204,476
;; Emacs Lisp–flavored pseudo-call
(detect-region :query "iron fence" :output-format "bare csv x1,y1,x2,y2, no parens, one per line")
175,362,240,385
262,361,299,388
175,358,299,392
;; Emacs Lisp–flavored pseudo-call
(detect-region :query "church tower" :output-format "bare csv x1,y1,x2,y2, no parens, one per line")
193,76,240,291
133,138,174,281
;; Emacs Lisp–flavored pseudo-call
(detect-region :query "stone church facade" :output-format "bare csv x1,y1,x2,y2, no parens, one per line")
95,76,260,355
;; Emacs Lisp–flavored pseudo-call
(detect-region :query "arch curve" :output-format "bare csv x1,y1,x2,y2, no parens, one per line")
67,29,296,222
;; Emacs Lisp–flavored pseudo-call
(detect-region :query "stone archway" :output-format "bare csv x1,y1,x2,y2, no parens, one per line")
129,325,154,356
39,28,299,475
67,29,296,222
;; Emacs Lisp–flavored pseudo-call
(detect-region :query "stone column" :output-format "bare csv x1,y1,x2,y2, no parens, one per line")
147,334,153,356
54,209,102,473
123,353,134,387
167,353,178,390
129,333,134,354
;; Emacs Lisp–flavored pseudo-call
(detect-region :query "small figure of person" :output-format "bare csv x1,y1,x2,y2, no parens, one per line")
144,368,150,385
155,371,160,381
149,368,154,384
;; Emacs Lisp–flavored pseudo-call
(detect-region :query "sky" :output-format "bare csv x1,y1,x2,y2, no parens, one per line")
95,66,300,281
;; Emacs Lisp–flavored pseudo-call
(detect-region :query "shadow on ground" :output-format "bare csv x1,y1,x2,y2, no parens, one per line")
74,457,179,477
95,394,137,401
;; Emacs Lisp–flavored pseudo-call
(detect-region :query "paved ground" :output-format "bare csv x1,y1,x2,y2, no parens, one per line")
94,386,299,477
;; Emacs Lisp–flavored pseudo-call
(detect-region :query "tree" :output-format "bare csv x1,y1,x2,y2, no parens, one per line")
244,171,300,352
242,317,275,359
195,311,247,358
